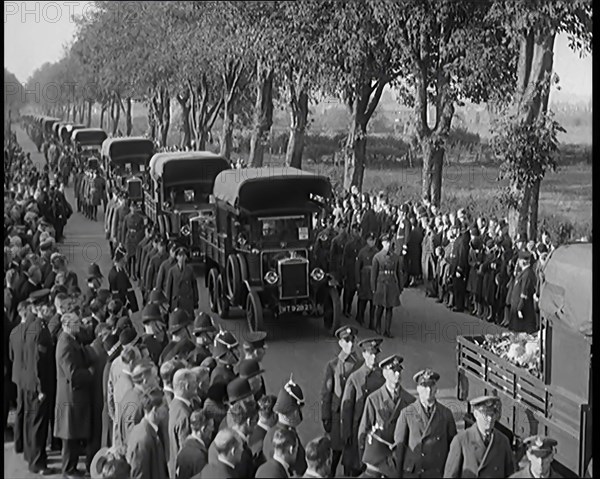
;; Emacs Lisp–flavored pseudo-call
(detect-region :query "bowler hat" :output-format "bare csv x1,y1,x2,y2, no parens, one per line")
119,327,139,347
141,303,162,324
227,377,253,405
103,334,120,356
168,308,191,334
193,312,216,334
238,359,265,380
29,288,51,304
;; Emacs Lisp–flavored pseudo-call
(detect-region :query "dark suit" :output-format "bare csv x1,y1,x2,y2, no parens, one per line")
263,424,307,476
197,459,239,479
169,397,193,478
210,362,237,386
144,251,169,299
255,458,290,478
176,436,208,479
159,338,197,366
208,431,257,478
127,418,170,479
108,265,139,312
86,338,108,470
394,400,457,477
444,424,515,478
451,231,470,311
249,423,270,468
508,266,537,333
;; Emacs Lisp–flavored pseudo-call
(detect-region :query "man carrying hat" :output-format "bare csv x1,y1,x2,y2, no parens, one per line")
135,225,156,290
140,303,168,365
509,435,558,478
165,246,198,319
108,246,139,313
341,337,385,476
444,395,515,478
263,378,308,476
158,308,196,366
507,250,537,333
321,325,362,476
358,354,415,462
210,330,241,386
359,425,398,478
394,368,457,477
190,312,216,367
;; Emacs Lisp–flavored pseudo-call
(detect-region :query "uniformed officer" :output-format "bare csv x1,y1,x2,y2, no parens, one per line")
190,312,216,367
140,303,168,365
155,242,178,297
371,233,404,338
121,203,145,280
158,308,196,366
321,325,362,477
341,224,364,317
314,217,335,272
444,396,515,478
357,354,415,460
355,233,377,328
143,237,169,302
263,378,308,476
394,369,457,477
210,330,240,386
360,425,398,478
341,337,385,476
509,435,558,478
329,220,350,292
108,246,139,314
165,247,198,319
135,225,155,289
508,250,537,333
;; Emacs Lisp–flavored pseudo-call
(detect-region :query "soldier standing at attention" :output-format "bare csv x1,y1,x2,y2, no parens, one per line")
329,220,350,294
371,233,404,338
357,355,415,461
121,203,145,281
165,247,199,320
444,396,515,478
341,224,364,317
340,337,385,477
355,233,378,328
156,242,178,298
509,435,559,478
394,369,457,477
321,326,362,477
108,246,139,314
144,237,169,303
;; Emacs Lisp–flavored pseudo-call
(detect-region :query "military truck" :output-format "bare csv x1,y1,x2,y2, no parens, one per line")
197,167,342,335
456,242,592,477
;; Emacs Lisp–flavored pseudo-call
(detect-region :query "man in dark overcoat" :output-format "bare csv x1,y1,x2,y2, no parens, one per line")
508,250,538,333
355,233,377,328
54,312,93,477
451,221,471,312
165,247,198,318
108,246,139,313
341,224,364,317
121,203,145,280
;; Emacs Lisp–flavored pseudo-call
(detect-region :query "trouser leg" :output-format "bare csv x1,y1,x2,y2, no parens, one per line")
62,438,79,474
14,386,25,454
27,390,49,471
329,449,342,477
343,283,356,315
356,300,366,325
384,308,393,336
374,306,384,334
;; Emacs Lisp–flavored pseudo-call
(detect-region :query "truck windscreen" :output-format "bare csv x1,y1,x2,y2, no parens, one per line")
258,215,310,242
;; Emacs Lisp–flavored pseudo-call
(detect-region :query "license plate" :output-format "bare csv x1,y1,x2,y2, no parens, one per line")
279,303,310,314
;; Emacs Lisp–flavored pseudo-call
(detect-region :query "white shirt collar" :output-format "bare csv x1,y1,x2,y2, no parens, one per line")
174,395,191,408
257,420,270,432
218,456,236,470
146,418,159,434
304,469,324,478
273,455,291,474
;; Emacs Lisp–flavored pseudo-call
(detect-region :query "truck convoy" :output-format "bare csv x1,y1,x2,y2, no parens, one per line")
456,242,592,478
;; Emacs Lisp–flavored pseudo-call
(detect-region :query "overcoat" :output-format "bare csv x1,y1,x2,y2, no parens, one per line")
342,235,364,285
263,423,306,476
126,418,170,479
371,250,403,308
443,423,515,478
508,265,537,333
176,436,208,479
121,211,145,256
355,245,377,300
165,263,199,318
168,396,193,478
54,331,93,439
394,399,457,477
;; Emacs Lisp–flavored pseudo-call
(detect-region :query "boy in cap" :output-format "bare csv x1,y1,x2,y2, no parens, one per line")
355,232,378,328
444,395,514,478
509,435,558,478
360,425,397,478
358,354,415,461
321,325,362,476
263,377,308,476
394,368,457,477
341,337,385,476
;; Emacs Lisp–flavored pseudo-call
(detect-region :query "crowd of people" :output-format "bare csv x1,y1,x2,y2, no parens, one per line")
4,122,568,479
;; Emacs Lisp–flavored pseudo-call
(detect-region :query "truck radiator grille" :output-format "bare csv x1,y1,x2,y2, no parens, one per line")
279,260,309,299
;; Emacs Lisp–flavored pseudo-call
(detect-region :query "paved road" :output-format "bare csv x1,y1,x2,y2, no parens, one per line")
5,124,505,478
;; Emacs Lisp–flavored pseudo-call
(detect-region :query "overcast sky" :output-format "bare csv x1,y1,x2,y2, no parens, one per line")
4,1,592,103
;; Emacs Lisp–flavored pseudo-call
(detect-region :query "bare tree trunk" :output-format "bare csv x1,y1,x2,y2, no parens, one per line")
177,91,192,149
100,102,107,129
86,100,92,127
528,179,540,241
285,72,309,169
220,60,244,161
125,97,133,136
248,59,274,167
110,94,120,136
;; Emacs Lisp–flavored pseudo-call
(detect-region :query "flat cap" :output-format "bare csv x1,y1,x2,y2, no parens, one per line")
358,337,383,354
523,435,558,457
379,354,404,371
335,325,358,341
243,331,267,349
413,368,440,386
29,288,51,304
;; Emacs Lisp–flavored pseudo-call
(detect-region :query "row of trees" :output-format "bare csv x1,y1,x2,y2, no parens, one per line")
27,0,591,240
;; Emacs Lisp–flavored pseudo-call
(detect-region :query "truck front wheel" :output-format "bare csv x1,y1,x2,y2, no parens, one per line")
216,273,231,319
207,268,218,313
246,289,265,333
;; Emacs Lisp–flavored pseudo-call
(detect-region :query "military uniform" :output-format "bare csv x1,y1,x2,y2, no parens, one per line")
144,249,169,300
508,254,537,333
108,252,139,313
121,208,145,279
371,249,403,309
156,256,177,296
355,240,378,327
329,228,350,286
314,224,334,272
508,435,559,478
341,232,364,316
321,326,362,474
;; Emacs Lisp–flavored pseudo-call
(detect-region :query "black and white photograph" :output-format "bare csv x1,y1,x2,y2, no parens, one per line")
4,1,592,478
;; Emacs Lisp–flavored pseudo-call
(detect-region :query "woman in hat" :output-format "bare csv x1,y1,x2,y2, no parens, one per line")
371,233,403,338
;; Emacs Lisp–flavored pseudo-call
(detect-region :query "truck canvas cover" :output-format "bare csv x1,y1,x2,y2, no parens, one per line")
539,242,592,338
101,137,154,167
72,128,108,146
213,167,331,214
149,151,230,185
59,124,85,142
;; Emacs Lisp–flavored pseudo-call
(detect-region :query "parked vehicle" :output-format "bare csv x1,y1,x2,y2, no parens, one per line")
71,128,108,167
198,166,341,335
456,242,592,478
144,151,230,259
